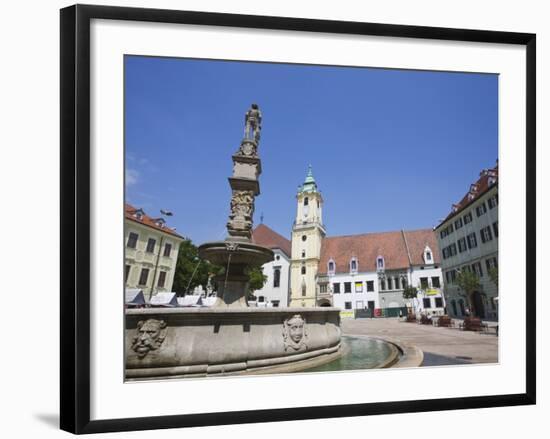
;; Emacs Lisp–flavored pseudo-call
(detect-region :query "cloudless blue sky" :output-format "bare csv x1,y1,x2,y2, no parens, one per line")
125,56,498,244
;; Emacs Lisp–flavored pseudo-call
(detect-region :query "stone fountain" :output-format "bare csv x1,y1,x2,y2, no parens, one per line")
125,104,342,379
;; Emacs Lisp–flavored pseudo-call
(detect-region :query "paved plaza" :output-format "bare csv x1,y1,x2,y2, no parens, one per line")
341,317,498,366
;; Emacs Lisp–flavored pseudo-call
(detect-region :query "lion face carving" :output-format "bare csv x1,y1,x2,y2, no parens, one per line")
131,319,167,358
283,314,307,351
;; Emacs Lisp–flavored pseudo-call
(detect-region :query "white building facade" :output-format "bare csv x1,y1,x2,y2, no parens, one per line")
436,164,499,321
251,224,292,307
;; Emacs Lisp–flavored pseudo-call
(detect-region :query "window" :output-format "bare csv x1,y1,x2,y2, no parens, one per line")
440,224,454,239
401,277,408,288
449,243,457,256
304,197,309,206
472,262,483,277
485,257,498,271
476,202,487,217
454,217,463,229
138,268,149,286
420,277,429,289
350,258,358,273
258,296,265,303
271,300,280,308
480,226,493,243
125,265,131,282
157,271,167,288
425,251,432,261
333,283,341,294
301,265,306,275
377,256,384,269
435,297,443,308
458,237,468,253
273,268,281,288
450,269,457,283
387,277,393,290
488,194,498,209
423,298,431,309
328,260,335,274
431,277,440,288
445,271,451,284
451,300,457,315
463,212,473,224
163,243,172,257
493,221,499,238
467,232,478,249
127,232,139,248
344,282,351,293
354,282,363,293
301,235,307,242
395,277,401,289
319,284,327,293
380,279,386,290
301,250,306,258
344,302,352,310
366,281,374,292
146,238,156,253
301,284,306,296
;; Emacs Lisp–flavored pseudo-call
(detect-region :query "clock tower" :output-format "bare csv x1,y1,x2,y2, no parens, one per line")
289,166,326,307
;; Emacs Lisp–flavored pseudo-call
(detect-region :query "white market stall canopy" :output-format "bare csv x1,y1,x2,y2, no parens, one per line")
125,289,146,307
149,292,178,307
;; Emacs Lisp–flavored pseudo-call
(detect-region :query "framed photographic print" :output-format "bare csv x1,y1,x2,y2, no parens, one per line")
60,4,536,434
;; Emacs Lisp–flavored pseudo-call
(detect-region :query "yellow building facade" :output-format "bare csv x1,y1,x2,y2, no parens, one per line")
124,205,184,300
289,166,326,307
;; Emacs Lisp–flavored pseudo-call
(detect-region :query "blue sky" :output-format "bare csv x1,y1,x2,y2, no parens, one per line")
125,56,498,244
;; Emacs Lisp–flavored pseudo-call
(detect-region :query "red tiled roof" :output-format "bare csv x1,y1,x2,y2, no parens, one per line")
318,228,440,275
125,204,184,239
437,163,498,228
252,224,292,257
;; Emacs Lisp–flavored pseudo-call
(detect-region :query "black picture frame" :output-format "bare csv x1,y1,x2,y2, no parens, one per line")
60,4,536,434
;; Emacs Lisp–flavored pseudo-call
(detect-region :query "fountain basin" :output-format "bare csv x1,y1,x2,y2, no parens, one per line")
126,307,342,380
198,241,274,267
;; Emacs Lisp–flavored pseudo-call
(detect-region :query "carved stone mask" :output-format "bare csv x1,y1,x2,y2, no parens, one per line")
132,319,167,358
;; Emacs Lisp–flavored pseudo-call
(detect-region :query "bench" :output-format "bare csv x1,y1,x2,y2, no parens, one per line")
459,317,488,332
435,315,453,327
419,314,433,325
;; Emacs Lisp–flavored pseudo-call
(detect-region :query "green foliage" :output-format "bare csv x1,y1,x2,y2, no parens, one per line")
402,285,418,300
456,270,481,295
247,266,268,293
488,267,498,287
172,239,221,295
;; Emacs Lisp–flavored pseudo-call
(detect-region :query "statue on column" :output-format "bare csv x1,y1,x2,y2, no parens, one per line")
244,103,262,143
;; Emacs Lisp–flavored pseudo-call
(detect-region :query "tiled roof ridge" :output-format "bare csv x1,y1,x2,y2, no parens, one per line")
324,227,434,240
125,203,184,238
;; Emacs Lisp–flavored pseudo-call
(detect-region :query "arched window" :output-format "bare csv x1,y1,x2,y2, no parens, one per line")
273,268,281,288
350,257,358,273
301,283,306,296
304,197,309,206
301,250,306,258
301,265,306,275
377,256,385,270
423,246,433,264
328,259,335,275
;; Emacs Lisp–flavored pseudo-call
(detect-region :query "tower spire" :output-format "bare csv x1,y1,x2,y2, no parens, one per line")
299,164,318,194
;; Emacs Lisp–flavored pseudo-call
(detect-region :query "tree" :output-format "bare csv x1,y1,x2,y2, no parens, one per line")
488,266,498,287
455,270,481,317
245,266,268,300
172,239,221,295
402,285,419,315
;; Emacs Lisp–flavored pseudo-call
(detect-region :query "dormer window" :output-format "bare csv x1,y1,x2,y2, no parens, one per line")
350,257,358,274
134,208,144,220
423,246,433,264
376,256,385,270
154,218,166,228
328,259,335,275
